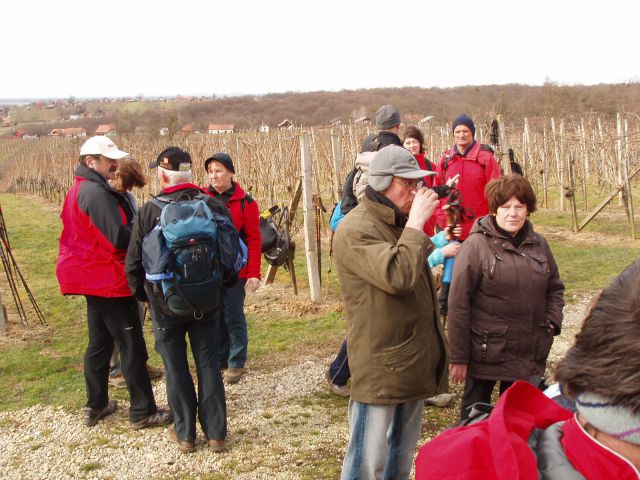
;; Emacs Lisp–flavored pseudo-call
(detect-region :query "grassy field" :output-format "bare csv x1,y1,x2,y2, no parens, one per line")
0,192,638,413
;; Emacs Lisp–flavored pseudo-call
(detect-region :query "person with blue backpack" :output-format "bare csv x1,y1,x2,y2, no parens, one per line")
126,147,243,454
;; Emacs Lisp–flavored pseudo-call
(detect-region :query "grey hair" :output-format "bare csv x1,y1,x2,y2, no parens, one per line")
159,166,192,186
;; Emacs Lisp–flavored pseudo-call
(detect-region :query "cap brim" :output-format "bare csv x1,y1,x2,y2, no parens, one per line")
102,149,129,160
148,160,159,169
396,170,436,179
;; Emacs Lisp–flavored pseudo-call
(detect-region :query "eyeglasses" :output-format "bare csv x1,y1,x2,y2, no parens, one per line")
393,178,424,191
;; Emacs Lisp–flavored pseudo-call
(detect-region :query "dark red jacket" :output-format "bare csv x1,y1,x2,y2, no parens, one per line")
433,142,501,240
208,182,261,279
56,164,133,297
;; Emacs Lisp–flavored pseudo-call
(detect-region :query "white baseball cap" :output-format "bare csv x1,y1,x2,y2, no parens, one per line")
79,136,129,159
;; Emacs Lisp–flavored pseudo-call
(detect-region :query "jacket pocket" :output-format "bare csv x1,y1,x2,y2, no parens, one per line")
381,333,423,372
470,322,509,364
534,325,554,363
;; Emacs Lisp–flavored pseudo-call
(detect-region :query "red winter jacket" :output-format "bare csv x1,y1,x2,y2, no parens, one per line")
415,381,640,480
208,182,261,280
433,142,501,240
415,152,438,236
56,164,133,297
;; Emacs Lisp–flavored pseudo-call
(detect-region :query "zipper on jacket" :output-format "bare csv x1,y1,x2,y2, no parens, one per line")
489,253,502,280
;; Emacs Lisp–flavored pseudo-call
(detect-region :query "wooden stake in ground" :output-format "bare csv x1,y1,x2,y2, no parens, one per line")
496,115,512,174
300,132,322,303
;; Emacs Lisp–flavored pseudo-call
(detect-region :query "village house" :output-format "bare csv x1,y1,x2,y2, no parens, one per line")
181,124,194,135
258,123,270,133
278,119,293,130
208,124,234,134
354,116,372,125
94,124,117,137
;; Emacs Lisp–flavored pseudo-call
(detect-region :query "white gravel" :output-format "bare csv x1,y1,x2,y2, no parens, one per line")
0,299,591,479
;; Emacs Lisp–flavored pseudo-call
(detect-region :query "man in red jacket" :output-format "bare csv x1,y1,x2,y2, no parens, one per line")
433,114,501,314
56,136,172,429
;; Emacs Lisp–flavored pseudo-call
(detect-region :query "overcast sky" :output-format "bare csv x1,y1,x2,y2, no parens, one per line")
4,0,638,100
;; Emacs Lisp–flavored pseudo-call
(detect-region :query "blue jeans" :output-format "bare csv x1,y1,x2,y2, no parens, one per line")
341,399,424,480
329,339,350,387
218,278,248,369
153,312,227,442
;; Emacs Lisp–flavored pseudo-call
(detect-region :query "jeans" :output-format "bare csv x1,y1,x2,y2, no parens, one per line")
153,311,227,442
328,339,350,387
84,295,156,422
217,278,248,369
459,376,514,421
341,399,424,480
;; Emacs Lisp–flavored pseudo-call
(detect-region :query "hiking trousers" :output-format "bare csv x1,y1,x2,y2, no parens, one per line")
84,295,157,422
341,399,424,480
217,278,248,369
153,312,227,443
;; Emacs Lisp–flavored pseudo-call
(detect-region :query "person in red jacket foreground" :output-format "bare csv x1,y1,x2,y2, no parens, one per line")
205,153,261,384
56,136,172,429
416,259,640,479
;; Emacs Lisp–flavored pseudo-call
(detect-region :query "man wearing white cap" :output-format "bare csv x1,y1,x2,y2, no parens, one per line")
56,136,172,429
334,145,449,479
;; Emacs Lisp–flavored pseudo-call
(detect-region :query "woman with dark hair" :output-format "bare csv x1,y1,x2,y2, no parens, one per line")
447,174,565,420
416,259,640,479
108,158,163,386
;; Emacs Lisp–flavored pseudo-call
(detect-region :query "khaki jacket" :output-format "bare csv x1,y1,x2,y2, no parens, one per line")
334,195,448,405
448,215,564,381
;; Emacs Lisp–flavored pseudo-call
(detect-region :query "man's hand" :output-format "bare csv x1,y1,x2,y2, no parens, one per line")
406,188,439,231
450,363,468,384
445,225,463,241
441,242,460,258
446,174,460,188
245,277,261,294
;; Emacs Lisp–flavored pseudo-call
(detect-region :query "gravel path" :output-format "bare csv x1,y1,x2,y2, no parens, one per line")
0,299,591,480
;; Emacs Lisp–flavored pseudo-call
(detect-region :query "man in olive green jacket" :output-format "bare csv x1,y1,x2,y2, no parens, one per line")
334,145,448,480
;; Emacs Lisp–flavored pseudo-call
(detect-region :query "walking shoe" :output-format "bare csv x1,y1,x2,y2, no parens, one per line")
167,426,197,454
108,374,126,388
145,363,164,380
325,369,350,397
83,400,118,427
130,409,174,430
425,393,453,408
224,367,246,384
207,438,225,452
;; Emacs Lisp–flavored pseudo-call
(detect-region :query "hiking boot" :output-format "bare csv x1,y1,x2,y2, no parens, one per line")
146,363,164,380
83,400,118,427
167,425,197,454
130,409,174,430
108,374,126,388
207,438,225,452
325,369,350,398
425,393,453,408
224,367,245,384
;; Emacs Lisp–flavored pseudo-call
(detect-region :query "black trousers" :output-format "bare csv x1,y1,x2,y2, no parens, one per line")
459,376,513,421
152,310,227,443
84,295,156,422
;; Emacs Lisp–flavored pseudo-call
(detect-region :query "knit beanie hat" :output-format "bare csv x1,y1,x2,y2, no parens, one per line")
451,114,476,137
576,391,640,445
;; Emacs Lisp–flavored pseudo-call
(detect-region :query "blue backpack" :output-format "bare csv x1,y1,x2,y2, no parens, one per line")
142,193,247,319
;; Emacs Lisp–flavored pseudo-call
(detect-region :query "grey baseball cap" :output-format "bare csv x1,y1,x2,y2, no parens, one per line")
368,145,435,191
376,104,401,130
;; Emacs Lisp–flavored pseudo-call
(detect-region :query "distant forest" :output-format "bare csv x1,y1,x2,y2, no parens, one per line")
7,82,640,136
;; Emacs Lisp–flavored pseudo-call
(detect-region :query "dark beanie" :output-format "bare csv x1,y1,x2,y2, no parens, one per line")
204,152,235,173
451,114,476,137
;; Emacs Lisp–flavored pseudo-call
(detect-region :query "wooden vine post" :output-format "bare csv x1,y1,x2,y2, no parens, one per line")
330,129,343,202
300,132,322,303
495,115,512,174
